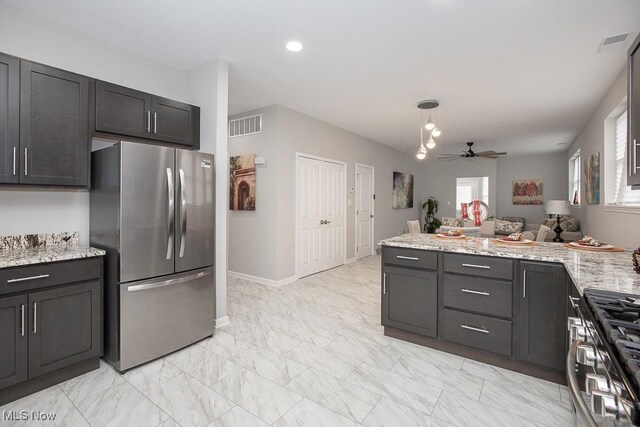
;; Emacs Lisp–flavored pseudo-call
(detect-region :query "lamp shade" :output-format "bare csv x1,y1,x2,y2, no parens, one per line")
546,200,570,216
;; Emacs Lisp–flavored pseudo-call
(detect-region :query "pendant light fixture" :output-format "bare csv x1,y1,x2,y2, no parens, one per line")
416,100,441,159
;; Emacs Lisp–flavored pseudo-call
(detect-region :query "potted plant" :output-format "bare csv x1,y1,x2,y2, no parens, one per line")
423,197,442,234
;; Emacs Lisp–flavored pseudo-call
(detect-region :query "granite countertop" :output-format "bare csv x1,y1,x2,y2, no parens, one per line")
380,234,640,295
0,232,106,269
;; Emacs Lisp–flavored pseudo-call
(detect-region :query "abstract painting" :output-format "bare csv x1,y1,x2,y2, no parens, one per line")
393,172,414,209
230,154,256,210
585,152,600,204
512,179,543,205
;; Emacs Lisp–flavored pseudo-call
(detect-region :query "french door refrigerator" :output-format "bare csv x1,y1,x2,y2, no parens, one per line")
90,141,215,372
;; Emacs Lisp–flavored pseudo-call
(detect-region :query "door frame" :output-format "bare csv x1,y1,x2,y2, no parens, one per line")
295,152,347,279
354,163,375,259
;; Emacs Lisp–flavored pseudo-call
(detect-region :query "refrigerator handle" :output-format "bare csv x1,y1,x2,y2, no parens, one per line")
179,168,187,257
166,167,174,260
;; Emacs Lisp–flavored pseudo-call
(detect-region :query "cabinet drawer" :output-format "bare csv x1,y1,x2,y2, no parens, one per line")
444,253,512,280
443,274,512,318
442,309,512,356
382,247,437,270
0,258,102,296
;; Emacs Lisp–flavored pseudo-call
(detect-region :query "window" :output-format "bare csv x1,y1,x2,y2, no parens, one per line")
609,110,640,206
456,177,489,215
569,149,581,206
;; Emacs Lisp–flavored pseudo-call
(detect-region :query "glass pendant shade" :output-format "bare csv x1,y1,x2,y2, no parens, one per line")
416,143,427,159
426,134,436,149
431,127,441,137
425,121,435,131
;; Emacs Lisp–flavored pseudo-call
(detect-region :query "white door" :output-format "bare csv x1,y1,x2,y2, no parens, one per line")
297,155,345,278
356,164,374,259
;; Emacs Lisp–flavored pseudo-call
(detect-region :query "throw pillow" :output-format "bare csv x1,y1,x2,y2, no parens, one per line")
441,217,465,227
536,224,551,242
560,217,580,232
501,216,526,228
542,218,557,229
494,219,523,235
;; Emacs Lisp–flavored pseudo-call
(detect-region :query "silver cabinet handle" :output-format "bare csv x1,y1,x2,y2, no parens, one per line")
146,111,151,132
127,270,210,292
634,139,639,172
7,274,50,283
397,255,419,261
462,263,490,269
461,324,489,334
523,269,527,298
166,168,174,260
20,304,25,337
179,168,187,257
383,273,388,294
153,112,157,134
12,146,16,176
33,302,37,334
461,288,490,296
24,148,28,176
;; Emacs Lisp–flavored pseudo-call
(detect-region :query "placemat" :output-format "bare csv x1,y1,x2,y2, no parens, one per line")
564,243,625,253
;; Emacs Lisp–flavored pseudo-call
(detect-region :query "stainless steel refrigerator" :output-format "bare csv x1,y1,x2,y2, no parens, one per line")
90,141,215,372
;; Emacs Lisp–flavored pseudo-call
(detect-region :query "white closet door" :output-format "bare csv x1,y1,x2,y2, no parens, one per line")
356,164,374,259
297,156,345,278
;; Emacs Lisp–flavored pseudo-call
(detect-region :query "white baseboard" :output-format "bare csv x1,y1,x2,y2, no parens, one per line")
228,271,297,287
345,257,356,264
214,316,229,328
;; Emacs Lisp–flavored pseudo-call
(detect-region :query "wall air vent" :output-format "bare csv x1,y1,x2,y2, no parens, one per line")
229,114,262,138
597,32,632,53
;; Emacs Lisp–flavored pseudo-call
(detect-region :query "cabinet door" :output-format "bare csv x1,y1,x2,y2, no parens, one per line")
28,281,101,378
382,266,437,337
151,96,199,148
0,295,28,389
20,61,89,186
518,261,567,370
95,81,151,139
0,53,19,184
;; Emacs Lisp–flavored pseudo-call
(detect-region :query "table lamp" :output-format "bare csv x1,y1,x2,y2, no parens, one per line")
546,200,570,242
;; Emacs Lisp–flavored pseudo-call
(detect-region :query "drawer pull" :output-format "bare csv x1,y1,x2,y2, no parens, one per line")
461,288,490,296
461,263,490,269
7,274,50,283
20,304,25,337
396,255,419,261
461,324,489,334
33,302,37,334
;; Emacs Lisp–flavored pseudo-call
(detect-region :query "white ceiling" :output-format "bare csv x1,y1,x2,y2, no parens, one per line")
4,0,640,156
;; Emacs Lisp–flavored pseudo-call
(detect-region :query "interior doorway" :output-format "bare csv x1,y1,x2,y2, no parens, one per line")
355,163,375,260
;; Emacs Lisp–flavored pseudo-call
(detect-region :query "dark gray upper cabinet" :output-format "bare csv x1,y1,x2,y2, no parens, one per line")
95,81,151,139
0,295,28,389
20,61,89,187
382,265,438,337
518,261,567,370
151,96,199,147
628,33,640,188
94,81,200,149
0,53,19,184
27,281,101,378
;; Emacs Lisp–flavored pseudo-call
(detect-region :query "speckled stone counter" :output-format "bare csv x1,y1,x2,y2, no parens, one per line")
380,234,640,295
0,232,105,269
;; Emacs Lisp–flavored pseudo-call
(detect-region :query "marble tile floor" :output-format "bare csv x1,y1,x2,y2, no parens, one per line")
0,255,575,426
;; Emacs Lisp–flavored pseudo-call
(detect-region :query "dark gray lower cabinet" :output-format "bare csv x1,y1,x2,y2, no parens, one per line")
28,281,101,378
382,266,437,337
0,295,27,389
518,261,567,370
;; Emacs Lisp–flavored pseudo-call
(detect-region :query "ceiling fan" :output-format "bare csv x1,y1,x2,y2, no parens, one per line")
438,142,507,160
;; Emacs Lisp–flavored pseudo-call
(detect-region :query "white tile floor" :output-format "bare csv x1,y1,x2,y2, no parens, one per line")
0,255,575,426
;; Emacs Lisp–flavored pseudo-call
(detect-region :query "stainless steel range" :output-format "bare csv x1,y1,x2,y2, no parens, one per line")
568,288,640,426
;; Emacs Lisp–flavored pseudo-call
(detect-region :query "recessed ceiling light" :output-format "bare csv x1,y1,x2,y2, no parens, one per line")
286,41,303,52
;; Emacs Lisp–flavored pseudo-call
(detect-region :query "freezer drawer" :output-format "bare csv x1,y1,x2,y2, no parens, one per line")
119,267,214,371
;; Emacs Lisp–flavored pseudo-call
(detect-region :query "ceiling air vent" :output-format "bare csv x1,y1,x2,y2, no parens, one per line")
597,32,632,53
229,114,262,138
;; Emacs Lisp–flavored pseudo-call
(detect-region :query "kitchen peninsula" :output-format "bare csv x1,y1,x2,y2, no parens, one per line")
379,234,640,383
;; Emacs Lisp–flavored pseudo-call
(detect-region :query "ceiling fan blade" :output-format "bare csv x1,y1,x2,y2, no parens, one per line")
476,151,507,157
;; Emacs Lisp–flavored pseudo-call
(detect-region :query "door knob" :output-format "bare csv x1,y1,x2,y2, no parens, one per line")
370,214,374,218
326,220,332,224
320,220,326,225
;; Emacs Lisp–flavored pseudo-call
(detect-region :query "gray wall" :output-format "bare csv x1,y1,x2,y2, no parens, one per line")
496,153,568,226
228,105,423,281
566,67,640,248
